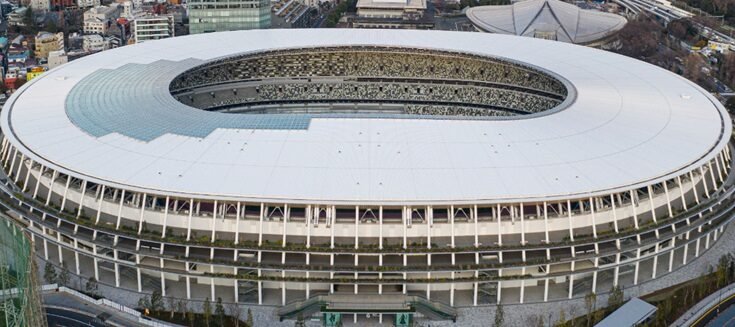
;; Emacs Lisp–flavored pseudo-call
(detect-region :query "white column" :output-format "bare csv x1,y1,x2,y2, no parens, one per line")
235,202,241,245
567,200,574,241
94,185,105,224
32,165,44,199
76,180,87,217
610,194,619,233
59,176,71,212
211,200,218,242
306,205,312,248
496,204,502,246
186,199,194,241
630,190,639,229
647,185,657,223
282,204,288,247
677,176,688,210
520,203,525,245
700,166,711,198
355,206,359,249
450,206,455,248
115,190,125,229
133,254,141,292
690,171,700,205
137,193,147,234
589,198,597,238
474,204,479,246
330,206,335,249
379,206,383,249
543,201,550,243
663,181,673,218
161,196,170,237
258,203,264,246
45,170,58,206
22,159,33,191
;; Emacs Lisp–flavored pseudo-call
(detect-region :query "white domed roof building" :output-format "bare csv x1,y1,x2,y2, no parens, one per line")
1,29,732,325
467,0,628,46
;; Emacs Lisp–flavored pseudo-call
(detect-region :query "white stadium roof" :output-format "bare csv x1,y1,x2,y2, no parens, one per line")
466,0,628,44
1,29,729,205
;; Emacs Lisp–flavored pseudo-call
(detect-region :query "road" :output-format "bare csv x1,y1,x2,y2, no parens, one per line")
46,307,109,327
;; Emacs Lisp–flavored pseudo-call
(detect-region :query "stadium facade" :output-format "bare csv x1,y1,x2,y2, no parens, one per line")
0,29,732,321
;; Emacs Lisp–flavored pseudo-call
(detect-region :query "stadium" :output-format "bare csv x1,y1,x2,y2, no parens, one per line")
0,29,732,323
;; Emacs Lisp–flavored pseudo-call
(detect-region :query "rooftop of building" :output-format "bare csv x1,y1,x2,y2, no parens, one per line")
357,0,426,10
466,0,627,44
0,29,729,204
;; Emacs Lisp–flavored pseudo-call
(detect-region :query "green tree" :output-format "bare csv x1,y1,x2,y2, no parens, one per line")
607,285,624,309
85,277,98,296
179,300,187,320
187,309,195,326
58,263,70,287
45,19,58,33
150,289,163,314
228,302,242,327
203,297,212,327
585,292,597,327
168,296,177,319
43,262,57,284
295,313,305,327
493,303,504,327
138,295,151,311
655,297,673,326
246,308,253,327
215,297,226,327
556,309,569,327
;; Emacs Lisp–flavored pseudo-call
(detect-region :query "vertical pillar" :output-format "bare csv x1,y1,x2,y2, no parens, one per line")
115,190,125,230
186,199,194,241
94,185,105,224
32,165,44,199
76,180,87,217
630,190,639,229
258,203,264,246
59,176,71,212
663,181,673,218
355,206,359,249
161,196,170,237
235,202,241,245
567,200,574,241
211,200,218,242
137,193,147,234
610,194,619,233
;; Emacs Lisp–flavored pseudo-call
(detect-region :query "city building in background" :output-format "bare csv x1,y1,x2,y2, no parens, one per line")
188,0,270,34
47,50,68,68
83,5,121,35
133,14,174,43
33,32,63,59
354,0,432,29
77,0,100,9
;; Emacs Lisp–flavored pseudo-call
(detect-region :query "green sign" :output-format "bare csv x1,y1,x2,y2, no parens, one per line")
324,312,341,327
395,313,411,327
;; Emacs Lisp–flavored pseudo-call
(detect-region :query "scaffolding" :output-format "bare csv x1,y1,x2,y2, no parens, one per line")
0,214,46,327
